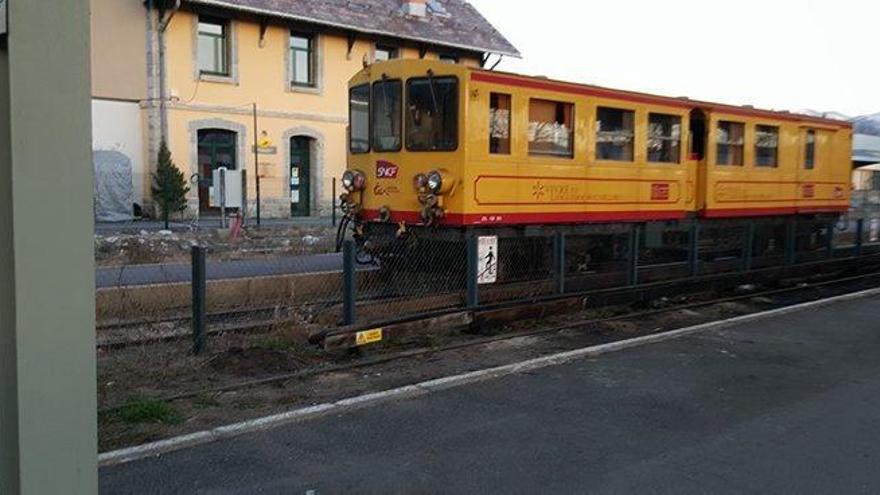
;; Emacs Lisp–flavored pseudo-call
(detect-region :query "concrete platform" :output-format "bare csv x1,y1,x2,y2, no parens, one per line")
100,294,880,494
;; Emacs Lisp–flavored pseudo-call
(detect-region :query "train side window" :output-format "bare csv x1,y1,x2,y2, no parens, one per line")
349,84,370,153
371,78,402,152
489,93,511,154
755,125,779,167
804,129,816,169
596,107,635,161
528,99,574,158
716,121,744,166
647,113,681,163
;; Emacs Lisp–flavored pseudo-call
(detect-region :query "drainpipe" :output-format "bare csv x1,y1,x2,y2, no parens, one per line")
155,0,181,142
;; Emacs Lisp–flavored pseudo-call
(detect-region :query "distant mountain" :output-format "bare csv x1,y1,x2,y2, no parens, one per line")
853,113,880,137
796,109,852,121
797,109,880,137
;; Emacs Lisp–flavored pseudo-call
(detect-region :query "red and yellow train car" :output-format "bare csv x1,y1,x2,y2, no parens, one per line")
340,59,851,239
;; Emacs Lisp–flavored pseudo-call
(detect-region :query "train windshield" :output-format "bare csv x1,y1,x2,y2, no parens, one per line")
349,84,370,153
406,76,458,151
371,79,402,152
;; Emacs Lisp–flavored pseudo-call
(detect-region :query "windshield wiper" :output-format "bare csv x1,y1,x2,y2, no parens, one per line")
426,69,440,117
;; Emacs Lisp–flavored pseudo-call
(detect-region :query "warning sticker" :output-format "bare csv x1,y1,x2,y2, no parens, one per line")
478,236,498,284
355,328,383,346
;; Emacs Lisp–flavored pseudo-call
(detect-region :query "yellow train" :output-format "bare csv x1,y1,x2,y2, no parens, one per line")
339,59,851,241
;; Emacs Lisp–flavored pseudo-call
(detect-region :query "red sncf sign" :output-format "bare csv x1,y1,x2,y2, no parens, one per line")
651,183,670,201
376,160,399,179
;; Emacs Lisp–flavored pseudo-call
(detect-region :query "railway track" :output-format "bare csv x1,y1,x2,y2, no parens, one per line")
97,266,880,414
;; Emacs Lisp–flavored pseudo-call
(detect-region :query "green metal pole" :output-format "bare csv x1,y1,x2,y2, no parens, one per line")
342,240,356,325
553,232,566,294
688,218,700,277
467,235,479,308
628,225,640,286
743,221,755,271
856,218,864,257
785,217,797,265
192,246,207,355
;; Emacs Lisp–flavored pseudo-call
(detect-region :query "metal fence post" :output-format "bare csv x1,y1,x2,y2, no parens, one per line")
826,220,835,258
688,218,699,277
856,218,864,257
342,240,356,325
332,177,337,227
743,220,755,271
628,225,640,286
553,232,566,294
785,217,797,265
191,245,207,355
467,235,479,308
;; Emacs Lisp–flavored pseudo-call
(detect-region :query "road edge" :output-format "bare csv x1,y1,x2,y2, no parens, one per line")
98,286,880,467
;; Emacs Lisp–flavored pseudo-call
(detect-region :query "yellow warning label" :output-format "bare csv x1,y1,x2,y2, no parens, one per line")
355,328,383,346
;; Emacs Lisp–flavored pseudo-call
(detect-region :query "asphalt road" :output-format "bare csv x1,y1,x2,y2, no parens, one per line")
100,295,880,494
95,253,343,288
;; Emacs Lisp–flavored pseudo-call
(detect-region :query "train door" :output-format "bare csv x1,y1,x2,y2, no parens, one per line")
688,109,708,210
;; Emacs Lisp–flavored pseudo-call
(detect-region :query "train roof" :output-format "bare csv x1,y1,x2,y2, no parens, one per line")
470,68,852,129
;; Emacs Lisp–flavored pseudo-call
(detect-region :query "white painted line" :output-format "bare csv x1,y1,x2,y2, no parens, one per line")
98,286,880,467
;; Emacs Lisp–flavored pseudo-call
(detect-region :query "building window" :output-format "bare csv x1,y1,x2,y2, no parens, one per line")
755,125,779,167
716,121,744,166
349,84,370,153
439,54,458,64
375,45,398,62
647,113,681,163
406,76,458,151
371,78,402,152
804,129,816,169
290,32,315,87
489,93,511,154
197,17,229,76
596,107,635,161
528,99,573,157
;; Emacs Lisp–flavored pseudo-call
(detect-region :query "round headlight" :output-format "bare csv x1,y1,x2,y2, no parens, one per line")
413,173,428,191
352,170,366,191
427,170,443,193
341,170,355,190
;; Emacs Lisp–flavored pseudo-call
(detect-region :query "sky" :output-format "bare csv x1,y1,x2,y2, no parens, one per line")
467,0,879,117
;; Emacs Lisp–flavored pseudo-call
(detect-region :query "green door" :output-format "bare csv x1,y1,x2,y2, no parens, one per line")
290,137,311,217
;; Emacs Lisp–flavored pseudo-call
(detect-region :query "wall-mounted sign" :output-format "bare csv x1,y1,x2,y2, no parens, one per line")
0,0,7,36
252,145,277,155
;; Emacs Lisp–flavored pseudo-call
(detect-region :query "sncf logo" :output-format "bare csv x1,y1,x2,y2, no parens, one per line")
376,160,399,179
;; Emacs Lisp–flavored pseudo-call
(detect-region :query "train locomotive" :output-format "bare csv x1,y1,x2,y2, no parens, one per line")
337,59,852,277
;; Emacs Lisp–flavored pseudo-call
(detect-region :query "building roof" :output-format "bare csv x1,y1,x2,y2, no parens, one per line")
184,0,520,57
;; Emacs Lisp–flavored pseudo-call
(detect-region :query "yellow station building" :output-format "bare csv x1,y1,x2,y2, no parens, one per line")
90,0,518,220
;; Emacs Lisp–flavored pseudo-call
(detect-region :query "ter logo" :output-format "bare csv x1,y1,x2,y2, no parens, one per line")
376,160,399,179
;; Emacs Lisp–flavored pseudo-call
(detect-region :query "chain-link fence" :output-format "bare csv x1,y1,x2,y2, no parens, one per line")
96,213,880,354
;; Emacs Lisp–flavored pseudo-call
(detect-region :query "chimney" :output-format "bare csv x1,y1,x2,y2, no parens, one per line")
403,0,427,17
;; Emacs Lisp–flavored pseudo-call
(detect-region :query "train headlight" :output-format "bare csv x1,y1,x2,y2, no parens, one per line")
413,173,428,191
427,170,443,194
342,170,366,192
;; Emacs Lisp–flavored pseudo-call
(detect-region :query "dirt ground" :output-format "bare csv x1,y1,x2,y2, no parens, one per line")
94,224,337,267
96,289,759,452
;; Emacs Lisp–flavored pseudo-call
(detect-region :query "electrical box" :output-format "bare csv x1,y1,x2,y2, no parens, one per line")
211,167,244,208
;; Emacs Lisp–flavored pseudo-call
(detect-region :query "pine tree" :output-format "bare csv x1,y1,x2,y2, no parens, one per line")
151,140,190,229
